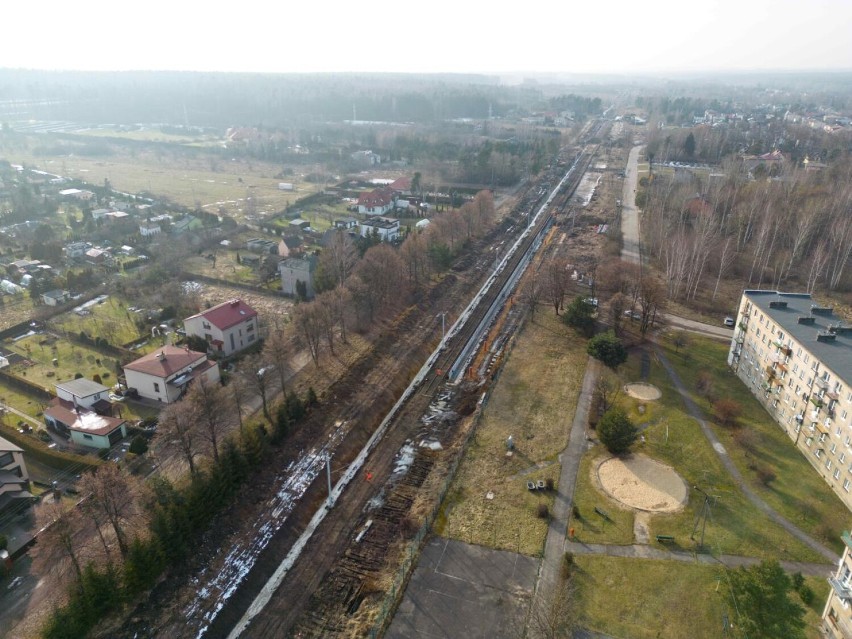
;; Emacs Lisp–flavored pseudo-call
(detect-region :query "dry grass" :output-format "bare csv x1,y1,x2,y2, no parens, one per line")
437,310,587,556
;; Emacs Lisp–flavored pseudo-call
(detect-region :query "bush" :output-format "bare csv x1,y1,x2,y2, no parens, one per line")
587,331,628,369
129,435,148,455
713,398,742,428
572,505,581,519
563,296,596,337
597,407,638,455
537,503,549,519
798,584,815,606
545,477,555,491
695,371,714,398
755,465,776,487
561,551,574,580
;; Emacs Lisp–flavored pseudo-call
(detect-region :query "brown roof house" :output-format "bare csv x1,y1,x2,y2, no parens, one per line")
123,346,221,403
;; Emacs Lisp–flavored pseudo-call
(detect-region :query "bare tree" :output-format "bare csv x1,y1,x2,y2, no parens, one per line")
32,499,86,587
228,373,251,435
593,371,621,416
543,257,569,315
158,400,202,476
241,352,275,424
185,376,233,463
79,464,143,560
609,292,627,334
320,230,359,288
293,302,323,366
527,577,579,639
520,269,542,318
263,329,292,396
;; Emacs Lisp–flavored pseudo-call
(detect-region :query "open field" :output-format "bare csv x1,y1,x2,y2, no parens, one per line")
571,348,828,562
10,150,323,218
573,555,828,639
50,295,147,348
71,125,221,145
437,310,587,556
658,334,851,555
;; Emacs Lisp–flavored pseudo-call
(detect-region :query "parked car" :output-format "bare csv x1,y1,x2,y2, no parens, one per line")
723,317,735,327
624,309,641,320
583,297,599,307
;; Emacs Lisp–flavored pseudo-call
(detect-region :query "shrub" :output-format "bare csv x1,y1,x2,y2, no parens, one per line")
572,505,581,519
597,407,638,455
129,435,148,455
755,466,776,487
713,398,742,428
0,533,7,550
537,503,549,519
798,584,815,606
563,296,595,337
695,371,714,398
561,551,574,580
587,331,628,369
545,477,555,491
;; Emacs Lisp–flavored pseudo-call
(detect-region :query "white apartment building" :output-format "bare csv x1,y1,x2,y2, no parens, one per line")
823,531,852,639
728,291,852,510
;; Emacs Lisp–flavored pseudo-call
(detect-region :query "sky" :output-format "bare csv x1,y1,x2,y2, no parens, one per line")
3,0,851,76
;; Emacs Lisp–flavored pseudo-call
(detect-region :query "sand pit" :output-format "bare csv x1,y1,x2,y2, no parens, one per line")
624,382,661,401
597,455,688,512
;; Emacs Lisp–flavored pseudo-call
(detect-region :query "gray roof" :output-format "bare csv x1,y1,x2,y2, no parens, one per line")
55,378,110,398
0,434,23,453
744,290,852,383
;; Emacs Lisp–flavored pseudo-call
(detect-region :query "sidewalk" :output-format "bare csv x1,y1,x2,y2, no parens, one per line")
654,346,839,564
564,540,833,577
535,356,600,597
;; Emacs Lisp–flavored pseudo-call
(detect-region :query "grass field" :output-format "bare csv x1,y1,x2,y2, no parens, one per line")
658,334,852,555
437,310,588,556
572,555,827,639
571,347,829,563
50,296,146,347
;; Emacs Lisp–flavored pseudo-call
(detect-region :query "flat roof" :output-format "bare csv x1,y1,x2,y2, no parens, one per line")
743,290,852,383
55,378,110,398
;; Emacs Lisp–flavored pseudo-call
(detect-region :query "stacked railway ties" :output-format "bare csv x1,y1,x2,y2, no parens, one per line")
221,146,596,639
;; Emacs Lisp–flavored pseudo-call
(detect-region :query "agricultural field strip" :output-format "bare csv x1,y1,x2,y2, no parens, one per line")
223,154,590,639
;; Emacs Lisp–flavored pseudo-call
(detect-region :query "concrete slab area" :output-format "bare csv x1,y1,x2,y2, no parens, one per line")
386,536,538,639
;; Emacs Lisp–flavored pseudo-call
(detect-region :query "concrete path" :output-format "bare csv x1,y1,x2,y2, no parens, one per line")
0,403,41,428
620,145,642,266
654,346,839,564
535,357,600,597
564,540,833,577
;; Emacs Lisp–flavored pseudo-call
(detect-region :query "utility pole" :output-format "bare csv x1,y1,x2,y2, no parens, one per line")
691,485,715,548
326,455,333,506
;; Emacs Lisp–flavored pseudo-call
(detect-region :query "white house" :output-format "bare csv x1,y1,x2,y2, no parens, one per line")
0,434,32,515
140,223,161,237
55,378,112,411
123,346,221,403
360,216,400,242
357,188,394,216
183,299,259,357
279,256,316,299
44,401,127,449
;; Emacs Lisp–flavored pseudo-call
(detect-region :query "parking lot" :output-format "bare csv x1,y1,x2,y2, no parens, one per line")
386,537,538,639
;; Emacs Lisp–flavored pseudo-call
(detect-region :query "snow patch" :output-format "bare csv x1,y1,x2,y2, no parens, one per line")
392,441,416,476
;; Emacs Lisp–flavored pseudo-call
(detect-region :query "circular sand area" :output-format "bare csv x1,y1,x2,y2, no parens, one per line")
597,455,688,512
624,382,662,401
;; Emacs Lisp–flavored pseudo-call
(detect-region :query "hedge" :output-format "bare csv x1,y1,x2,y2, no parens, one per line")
0,424,100,473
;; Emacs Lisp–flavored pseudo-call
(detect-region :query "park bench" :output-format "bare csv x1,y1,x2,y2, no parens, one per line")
655,534,675,544
594,507,610,520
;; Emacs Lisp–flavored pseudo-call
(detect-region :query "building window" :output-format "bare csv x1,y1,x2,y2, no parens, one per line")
819,432,827,443
83,434,93,440
832,443,838,454
826,459,833,471
845,479,851,492
154,382,160,393
793,364,799,374
806,437,813,447
815,448,822,458
834,468,842,480
841,453,846,465
843,410,849,421
248,334,256,342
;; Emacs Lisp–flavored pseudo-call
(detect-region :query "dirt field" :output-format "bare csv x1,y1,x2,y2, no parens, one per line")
597,454,688,512
624,382,662,400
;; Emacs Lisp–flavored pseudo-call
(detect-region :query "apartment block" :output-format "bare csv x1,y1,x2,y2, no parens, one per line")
823,531,852,639
728,291,852,510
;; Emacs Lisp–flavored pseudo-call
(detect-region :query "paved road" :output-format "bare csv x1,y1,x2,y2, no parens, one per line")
662,313,734,340
535,357,599,596
654,346,839,564
620,145,642,266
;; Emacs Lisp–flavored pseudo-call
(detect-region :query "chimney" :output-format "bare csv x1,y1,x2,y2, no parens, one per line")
158,351,166,361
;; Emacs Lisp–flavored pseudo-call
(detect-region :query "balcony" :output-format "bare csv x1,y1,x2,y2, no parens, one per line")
766,365,777,379
815,377,830,390
829,577,852,601
842,530,852,551
825,608,852,639
810,395,825,409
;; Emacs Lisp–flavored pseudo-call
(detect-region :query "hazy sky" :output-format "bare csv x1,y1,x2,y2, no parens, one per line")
3,0,851,75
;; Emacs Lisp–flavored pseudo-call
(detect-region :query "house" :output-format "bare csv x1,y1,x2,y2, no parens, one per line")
288,219,311,232
389,177,411,193
823,531,852,638
107,211,130,222
41,289,70,306
85,248,108,264
140,222,161,237
360,216,400,242
246,238,279,254
334,217,358,230
0,435,32,515
183,299,259,357
59,188,95,201
278,239,291,258
728,291,852,510
351,150,381,166
44,400,127,449
172,215,202,234
91,208,112,221
64,241,89,259
123,346,221,403
357,189,395,216
279,256,316,299
55,378,112,412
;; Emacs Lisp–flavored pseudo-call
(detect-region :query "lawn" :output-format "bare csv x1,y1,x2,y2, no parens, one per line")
436,310,588,556
571,347,828,563
659,333,852,555
572,555,827,639
51,295,146,347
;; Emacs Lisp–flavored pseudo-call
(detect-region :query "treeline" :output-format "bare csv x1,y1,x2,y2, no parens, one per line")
294,191,496,365
0,70,551,127
36,376,317,639
640,157,852,304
